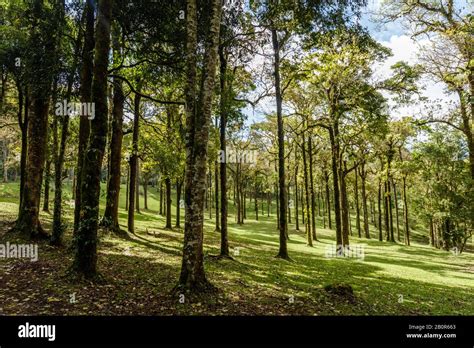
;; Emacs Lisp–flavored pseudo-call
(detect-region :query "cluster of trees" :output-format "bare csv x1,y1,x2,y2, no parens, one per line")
0,0,472,293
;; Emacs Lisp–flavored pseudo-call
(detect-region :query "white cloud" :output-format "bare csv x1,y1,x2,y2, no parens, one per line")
374,34,456,119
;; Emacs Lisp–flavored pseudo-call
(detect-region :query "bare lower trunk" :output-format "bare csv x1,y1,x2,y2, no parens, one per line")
271,22,289,259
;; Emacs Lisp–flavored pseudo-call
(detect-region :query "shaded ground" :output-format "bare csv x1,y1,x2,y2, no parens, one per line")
0,182,473,315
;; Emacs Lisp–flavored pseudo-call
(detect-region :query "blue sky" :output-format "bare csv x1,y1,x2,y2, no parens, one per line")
242,0,463,126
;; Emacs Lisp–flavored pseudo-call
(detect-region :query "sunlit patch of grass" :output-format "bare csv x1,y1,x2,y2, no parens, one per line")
0,181,473,315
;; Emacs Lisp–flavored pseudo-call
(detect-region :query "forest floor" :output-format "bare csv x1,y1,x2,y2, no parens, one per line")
0,182,473,315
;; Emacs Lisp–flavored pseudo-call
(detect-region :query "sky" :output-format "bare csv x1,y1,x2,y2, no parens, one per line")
242,0,463,126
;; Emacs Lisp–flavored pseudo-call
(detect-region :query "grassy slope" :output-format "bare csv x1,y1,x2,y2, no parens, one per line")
0,181,472,315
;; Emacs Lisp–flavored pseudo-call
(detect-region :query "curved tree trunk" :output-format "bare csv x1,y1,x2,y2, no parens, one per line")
74,0,94,235
102,22,124,232
359,163,370,238
165,177,172,229
302,129,312,247
271,23,289,259
308,134,317,241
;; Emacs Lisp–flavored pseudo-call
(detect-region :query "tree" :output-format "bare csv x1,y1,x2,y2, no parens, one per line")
176,0,222,292
101,21,124,232
72,0,112,278
380,0,474,179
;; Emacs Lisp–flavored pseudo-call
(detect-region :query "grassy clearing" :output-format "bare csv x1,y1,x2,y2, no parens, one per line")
0,182,472,315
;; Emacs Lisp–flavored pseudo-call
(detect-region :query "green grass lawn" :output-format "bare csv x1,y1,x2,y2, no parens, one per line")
0,181,473,315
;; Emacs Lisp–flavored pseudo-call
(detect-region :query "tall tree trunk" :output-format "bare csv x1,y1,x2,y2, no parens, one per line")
378,180,383,241
214,158,220,231
219,45,229,257
387,179,394,242
392,179,400,242
177,0,221,291
402,175,410,246
275,183,279,229
128,86,141,233
254,175,259,221
354,166,361,238
359,163,369,238
308,135,317,241
329,126,342,246
19,89,29,211
165,177,172,229
73,0,94,234
125,164,129,211
176,179,183,228
2,141,8,183
324,169,332,230
52,12,83,245
143,178,148,210
384,181,390,241
136,158,140,213
302,130,312,247
429,217,434,247
236,164,242,224
43,148,51,212
102,22,124,231
72,0,112,277
16,1,60,239
271,20,289,259
159,181,163,215
295,164,299,231
340,163,350,247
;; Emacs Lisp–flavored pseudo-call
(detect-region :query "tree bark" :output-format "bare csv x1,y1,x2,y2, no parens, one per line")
392,179,400,242
102,22,124,231
329,126,342,246
136,158,140,213
128,86,141,233
378,180,383,241
324,169,332,230
308,134,317,241
302,130,312,247
402,175,410,246
271,19,289,259
295,164,299,231
73,0,94,235
165,177,172,229
16,1,60,239
177,0,221,291
359,163,369,238
43,147,51,212
176,179,183,228
18,89,29,212
340,162,350,247
218,45,229,256
72,0,112,278
354,166,361,238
